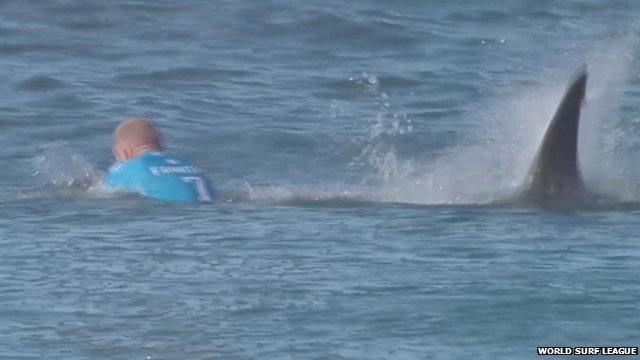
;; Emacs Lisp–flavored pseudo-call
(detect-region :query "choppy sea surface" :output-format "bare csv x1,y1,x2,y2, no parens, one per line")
2,1,640,359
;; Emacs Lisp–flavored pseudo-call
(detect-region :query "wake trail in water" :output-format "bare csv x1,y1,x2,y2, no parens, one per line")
228,36,640,205
21,39,638,207
346,37,639,206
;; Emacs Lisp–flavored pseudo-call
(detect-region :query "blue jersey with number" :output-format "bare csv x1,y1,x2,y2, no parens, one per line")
106,151,214,202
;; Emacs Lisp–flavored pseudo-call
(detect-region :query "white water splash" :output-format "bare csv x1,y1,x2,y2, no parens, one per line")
376,82,563,204
356,38,638,205
348,72,380,92
27,141,116,199
579,37,639,201
220,182,369,204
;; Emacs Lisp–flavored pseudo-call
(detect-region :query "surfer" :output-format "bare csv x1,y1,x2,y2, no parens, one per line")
106,117,214,202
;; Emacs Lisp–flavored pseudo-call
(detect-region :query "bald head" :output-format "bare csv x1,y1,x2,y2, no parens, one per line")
113,117,162,161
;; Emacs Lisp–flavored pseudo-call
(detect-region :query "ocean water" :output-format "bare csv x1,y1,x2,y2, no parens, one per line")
1,1,640,359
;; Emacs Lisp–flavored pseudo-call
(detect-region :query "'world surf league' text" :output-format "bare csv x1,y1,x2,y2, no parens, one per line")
537,346,638,356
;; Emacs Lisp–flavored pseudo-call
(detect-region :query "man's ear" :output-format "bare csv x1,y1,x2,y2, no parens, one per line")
113,145,130,161
123,147,133,160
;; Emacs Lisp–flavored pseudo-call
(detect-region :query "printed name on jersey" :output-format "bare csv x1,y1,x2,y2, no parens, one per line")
149,165,200,176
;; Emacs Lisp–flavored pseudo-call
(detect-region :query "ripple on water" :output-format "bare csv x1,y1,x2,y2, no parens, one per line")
114,67,254,85
0,43,68,56
15,76,67,92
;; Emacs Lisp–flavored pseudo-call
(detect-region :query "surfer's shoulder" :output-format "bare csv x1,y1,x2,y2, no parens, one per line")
106,155,148,186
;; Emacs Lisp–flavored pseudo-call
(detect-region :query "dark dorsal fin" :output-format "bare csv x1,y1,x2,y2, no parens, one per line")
526,66,588,201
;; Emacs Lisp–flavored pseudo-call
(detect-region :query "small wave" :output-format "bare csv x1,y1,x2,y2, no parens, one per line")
115,2,185,14
327,73,422,92
61,20,118,32
0,26,23,37
0,43,67,55
46,3,108,15
446,6,511,23
114,67,252,84
246,7,420,49
15,75,66,92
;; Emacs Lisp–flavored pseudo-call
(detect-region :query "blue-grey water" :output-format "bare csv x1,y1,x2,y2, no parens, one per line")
2,1,640,359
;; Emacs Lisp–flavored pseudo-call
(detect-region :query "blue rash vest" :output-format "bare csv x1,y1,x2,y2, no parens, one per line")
106,151,214,202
